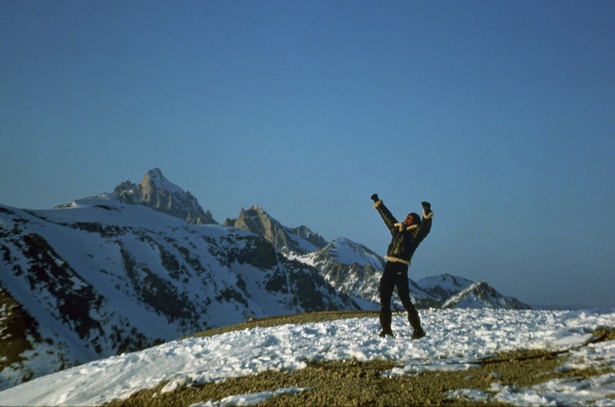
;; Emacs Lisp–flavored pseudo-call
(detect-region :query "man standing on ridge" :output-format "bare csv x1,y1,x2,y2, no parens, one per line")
371,193,433,339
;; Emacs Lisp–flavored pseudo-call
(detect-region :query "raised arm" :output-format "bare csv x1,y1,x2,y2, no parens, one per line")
371,194,398,234
414,201,434,240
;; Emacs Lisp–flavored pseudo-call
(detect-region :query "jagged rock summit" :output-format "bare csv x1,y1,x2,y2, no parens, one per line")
225,205,327,254
113,168,217,225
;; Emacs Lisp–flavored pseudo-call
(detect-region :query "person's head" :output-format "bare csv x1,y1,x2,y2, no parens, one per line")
403,212,421,226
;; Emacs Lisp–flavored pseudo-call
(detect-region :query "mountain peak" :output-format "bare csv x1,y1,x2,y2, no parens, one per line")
225,206,327,254
442,280,531,310
248,204,265,212
113,169,217,225
319,237,384,269
141,168,184,196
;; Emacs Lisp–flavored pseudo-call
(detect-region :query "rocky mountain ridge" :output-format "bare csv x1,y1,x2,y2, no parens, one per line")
57,168,217,225
224,205,327,255
0,198,357,389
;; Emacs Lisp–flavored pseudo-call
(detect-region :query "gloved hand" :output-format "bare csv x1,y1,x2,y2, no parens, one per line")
422,201,432,214
371,193,379,203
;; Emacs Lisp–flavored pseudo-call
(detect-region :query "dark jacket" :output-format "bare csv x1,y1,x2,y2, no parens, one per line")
373,200,433,265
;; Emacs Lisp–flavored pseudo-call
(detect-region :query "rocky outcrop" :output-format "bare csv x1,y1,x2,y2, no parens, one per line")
225,205,327,254
113,168,216,225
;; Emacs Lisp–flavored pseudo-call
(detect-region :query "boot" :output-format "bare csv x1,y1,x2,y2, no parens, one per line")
411,327,426,340
379,309,393,338
379,329,395,338
407,307,421,329
407,307,425,339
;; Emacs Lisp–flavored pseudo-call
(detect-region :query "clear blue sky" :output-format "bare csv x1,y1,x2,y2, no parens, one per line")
2,0,614,308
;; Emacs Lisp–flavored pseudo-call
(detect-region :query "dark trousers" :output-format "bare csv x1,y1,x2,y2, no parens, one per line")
379,261,421,331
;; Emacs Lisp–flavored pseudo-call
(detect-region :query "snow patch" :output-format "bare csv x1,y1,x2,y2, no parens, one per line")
0,308,613,406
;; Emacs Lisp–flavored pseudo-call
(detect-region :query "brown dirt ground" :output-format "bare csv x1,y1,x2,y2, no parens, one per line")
105,311,615,407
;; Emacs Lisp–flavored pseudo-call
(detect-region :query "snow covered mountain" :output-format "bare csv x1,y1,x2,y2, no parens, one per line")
223,203,530,311
263,231,530,311
292,238,384,307
442,281,531,310
0,169,529,390
0,172,358,390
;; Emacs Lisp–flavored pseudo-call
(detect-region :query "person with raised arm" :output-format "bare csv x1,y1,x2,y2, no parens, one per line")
371,194,434,339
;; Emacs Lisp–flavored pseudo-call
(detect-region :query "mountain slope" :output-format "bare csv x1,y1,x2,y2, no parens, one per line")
224,205,531,312
1,308,612,407
293,238,384,306
287,241,529,311
0,196,357,390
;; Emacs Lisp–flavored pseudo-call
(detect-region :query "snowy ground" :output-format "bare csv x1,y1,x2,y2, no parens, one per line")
0,308,614,406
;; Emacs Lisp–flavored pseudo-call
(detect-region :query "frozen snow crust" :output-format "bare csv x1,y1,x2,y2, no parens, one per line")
0,308,613,406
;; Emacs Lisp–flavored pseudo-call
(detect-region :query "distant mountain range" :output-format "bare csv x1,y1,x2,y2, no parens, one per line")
0,168,529,390
224,203,530,311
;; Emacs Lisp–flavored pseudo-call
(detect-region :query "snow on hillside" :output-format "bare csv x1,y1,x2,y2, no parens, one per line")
1,308,613,406
325,237,383,268
0,197,359,389
416,274,474,293
291,237,384,273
